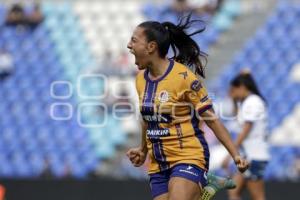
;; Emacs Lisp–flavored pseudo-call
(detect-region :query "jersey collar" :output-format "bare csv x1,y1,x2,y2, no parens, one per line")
144,60,174,83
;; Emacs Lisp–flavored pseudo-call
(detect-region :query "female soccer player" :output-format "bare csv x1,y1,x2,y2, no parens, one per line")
126,15,248,200
222,71,269,200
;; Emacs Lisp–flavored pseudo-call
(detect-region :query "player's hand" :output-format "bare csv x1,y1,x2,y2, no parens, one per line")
234,155,249,173
126,147,146,167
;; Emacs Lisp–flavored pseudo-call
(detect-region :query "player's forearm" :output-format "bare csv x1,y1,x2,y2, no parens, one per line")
140,120,148,154
208,119,239,158
235,122,252,148
202,109,239,159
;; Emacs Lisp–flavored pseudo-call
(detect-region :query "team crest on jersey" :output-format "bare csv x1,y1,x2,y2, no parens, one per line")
190,80,202,92
158,90,169,103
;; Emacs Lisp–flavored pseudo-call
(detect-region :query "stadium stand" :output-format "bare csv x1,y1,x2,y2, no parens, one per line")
74,1,144,61
142,0,241,51
210,0,300,180
0,3,98,178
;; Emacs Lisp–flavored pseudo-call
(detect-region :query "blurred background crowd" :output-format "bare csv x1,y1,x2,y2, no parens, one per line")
0,0,299,187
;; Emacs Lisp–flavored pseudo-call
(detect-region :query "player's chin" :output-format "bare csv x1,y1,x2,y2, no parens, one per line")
135,62,143,70
137,65,145,70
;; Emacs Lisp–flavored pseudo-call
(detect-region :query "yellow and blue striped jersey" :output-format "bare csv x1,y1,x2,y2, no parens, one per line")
136,60,212,174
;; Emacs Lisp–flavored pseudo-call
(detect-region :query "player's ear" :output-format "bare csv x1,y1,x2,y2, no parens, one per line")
147,41,157,55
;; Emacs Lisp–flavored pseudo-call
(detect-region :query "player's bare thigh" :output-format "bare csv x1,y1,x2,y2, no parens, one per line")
246,180,266,200
168,177,201,200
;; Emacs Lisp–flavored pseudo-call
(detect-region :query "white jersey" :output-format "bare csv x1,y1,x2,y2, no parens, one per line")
237,94,270,161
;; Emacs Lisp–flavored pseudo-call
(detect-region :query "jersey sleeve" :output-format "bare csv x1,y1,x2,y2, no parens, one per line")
181,71,212,115
241,96,266,122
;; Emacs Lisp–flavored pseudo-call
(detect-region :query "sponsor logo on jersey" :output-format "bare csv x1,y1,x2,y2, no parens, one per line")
191,80,202,92
146,129,170,137
158,90,169,103
143,114,171,123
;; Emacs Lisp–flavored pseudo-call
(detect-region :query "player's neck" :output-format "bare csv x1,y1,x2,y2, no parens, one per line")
148,58,170,80
242,90,251,101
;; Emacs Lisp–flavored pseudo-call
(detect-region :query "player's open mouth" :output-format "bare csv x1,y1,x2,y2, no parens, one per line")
129,49,135,55
129,49,139,66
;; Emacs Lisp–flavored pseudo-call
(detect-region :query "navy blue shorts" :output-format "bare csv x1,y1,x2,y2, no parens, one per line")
149,164,208,199
244,160,268,180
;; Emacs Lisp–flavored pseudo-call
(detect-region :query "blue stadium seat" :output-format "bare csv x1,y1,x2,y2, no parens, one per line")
209,1,300,180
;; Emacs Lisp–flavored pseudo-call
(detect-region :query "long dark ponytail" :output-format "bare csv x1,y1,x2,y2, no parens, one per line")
230,73,266,103
138,14,207,78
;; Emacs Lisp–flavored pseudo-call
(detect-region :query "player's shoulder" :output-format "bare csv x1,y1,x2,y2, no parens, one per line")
135,70,145,82
173,62,200,82
172,61,205,91
243,94,265,107
135,70,146,94
173,61,195,75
